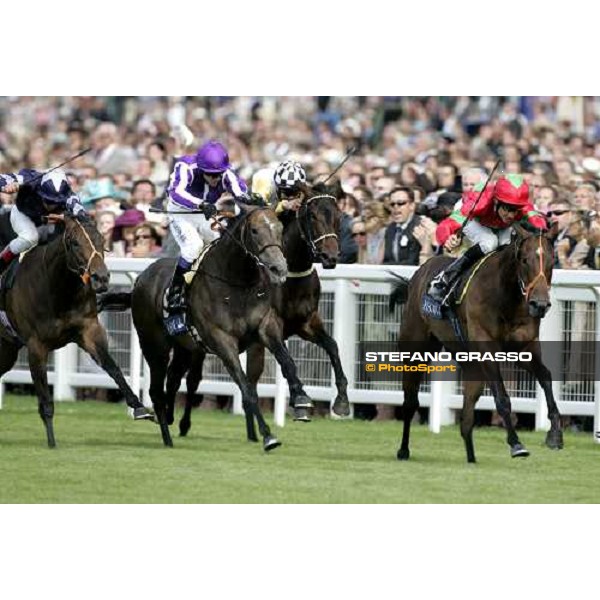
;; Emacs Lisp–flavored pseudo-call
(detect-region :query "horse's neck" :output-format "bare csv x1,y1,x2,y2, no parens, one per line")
43,236,70,278
284,220,313,272
213,233,260,285
493,248,523,311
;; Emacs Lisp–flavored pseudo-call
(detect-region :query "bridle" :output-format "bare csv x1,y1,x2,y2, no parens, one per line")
63,218,104,285
296,194,339,257
214,207,283,271
515,233,551,302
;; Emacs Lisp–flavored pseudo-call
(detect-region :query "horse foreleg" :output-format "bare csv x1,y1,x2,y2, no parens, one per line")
206,329,280,451
299,313,350,418
78,319,152,420
27,339,55,448
520,343,563,450
179,350,206,438
461,378,484,464
260,315,313,422
244,343,265,441
484,367,529,458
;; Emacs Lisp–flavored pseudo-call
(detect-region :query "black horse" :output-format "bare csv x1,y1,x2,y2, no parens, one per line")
389,225,562,463
176,183,351,434
0,214,151,447
131,204,313,451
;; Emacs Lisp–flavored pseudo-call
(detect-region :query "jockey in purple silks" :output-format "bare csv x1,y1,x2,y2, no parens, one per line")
165,140,250,329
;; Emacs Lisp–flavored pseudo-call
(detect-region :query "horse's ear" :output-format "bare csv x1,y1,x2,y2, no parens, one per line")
512,223,531,240
545,220,559,240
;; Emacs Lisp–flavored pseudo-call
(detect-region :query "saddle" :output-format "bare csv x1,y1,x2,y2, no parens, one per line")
422,253,496,343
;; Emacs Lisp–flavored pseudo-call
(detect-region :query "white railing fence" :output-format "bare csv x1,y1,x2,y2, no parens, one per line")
1,259,599,443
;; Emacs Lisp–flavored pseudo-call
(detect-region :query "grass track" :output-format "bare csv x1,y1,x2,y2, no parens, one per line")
1,396,598,503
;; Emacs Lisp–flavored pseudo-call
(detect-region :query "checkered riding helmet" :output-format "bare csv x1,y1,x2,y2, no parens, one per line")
39,169,72,204
274,160,307,191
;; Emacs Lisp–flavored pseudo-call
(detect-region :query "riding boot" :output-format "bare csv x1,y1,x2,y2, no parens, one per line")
166,263,189,314
429,244,485,302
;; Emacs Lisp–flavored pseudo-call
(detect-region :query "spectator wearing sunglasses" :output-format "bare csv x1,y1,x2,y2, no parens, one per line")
383,187,427,266
546,198,580,268
130,223,162,258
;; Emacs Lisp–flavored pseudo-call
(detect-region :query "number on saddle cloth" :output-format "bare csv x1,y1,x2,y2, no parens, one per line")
421,293,444,320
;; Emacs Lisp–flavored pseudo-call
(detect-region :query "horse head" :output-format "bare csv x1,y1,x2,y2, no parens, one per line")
513,224,554,318
297,182,341,269
237,204,288,285
63,214,109,293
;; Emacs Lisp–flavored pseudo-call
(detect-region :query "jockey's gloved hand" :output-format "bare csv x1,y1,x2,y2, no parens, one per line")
201,202,217,219
236,193,252,204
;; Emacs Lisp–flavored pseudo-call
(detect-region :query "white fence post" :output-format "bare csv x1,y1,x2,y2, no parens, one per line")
429,376,454,433
53,343,78,401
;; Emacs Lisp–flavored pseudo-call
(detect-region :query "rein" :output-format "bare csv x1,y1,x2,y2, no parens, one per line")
63,219,104,285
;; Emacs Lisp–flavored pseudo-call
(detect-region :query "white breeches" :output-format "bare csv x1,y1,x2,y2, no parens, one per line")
463,219,512,254
8,206,39,254
166,199,219,265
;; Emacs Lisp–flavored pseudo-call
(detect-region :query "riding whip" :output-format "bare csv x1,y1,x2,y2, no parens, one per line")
22,148,93,186
321,146,357,184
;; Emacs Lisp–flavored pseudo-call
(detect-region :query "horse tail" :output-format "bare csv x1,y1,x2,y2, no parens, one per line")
96,291,132,312
387,271,410,313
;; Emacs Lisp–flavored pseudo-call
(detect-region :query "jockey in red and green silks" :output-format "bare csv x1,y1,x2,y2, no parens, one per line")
429,174,547,302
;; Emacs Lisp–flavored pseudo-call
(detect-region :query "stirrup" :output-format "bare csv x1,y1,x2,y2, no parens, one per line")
165,313,188,336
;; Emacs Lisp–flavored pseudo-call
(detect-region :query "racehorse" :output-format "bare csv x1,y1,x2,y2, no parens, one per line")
176,182,350,435
389,225,562,463
0,214,151,447
131,203,313,451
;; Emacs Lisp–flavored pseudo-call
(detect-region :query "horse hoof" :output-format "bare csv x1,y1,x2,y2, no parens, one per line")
264,436,282,452
545,431,564,450
179,422,191,437
332,398,351,417
248,435,260,443
293,395,314,409
133,407,154,421
293,407,312,422
397,448,410,461
511,443,530,458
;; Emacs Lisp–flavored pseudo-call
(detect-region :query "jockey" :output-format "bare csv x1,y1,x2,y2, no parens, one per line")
0,168,87,276
273,160,308,215
165,140,249,321
428,174,547,302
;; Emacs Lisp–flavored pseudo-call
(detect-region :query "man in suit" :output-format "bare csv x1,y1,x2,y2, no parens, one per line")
383,186,423,265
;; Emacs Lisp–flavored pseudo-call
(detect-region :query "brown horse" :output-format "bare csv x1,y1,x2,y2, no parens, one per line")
130,204,314,451
0,214,151,447
389,225,562,463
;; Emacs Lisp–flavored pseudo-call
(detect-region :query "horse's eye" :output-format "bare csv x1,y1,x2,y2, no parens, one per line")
521,259,527,265
251,228,258,235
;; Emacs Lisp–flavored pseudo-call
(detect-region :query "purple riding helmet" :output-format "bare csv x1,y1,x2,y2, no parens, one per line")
196,141,231,173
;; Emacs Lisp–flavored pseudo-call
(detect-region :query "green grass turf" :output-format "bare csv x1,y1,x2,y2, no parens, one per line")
0,395,598,503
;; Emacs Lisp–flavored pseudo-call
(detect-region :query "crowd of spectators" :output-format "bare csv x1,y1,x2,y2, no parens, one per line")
3,96,600,427
3,96,600,268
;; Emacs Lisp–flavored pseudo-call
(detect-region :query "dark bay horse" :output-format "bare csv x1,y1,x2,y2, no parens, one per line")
131,204,313,451
176,182,350,435
0,214,151,447
389,226,562,463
